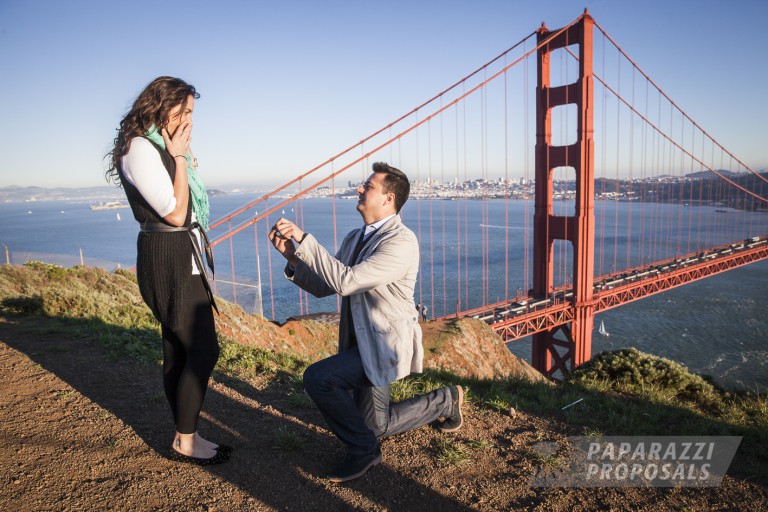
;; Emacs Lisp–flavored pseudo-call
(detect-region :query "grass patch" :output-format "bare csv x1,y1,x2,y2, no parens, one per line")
580,426,604,437
484,395,513,414
286,389,313,407
526,449,565,469
435,438,469,465
0,264,311,385
390,372,451,402
216,335,307,379
467,438,494,451
1,264,164,363
273,426,306,453
434,436,491,464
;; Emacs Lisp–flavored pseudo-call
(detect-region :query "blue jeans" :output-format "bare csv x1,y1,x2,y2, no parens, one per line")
303,347,453,457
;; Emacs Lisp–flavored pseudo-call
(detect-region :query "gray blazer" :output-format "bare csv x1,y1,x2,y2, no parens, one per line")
288,215,423,387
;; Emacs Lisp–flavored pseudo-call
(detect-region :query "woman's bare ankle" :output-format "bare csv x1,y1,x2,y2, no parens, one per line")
173,432,217,458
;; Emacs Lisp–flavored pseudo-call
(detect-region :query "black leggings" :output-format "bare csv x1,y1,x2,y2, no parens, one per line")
161,275,219,434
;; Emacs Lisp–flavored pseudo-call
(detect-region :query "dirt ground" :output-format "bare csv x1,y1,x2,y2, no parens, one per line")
1,315,767,512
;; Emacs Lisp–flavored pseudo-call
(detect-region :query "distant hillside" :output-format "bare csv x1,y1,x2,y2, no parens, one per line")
596,170,768,209
0,185,124,203
0,185,227,203
686,169,743,179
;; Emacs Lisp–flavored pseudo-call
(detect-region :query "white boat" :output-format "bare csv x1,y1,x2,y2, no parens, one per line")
90,200,129,211
598,320,609,337
116,212,121,221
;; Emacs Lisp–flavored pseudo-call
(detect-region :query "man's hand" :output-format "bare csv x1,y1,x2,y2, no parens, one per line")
268,217,304,265
273,218,305,242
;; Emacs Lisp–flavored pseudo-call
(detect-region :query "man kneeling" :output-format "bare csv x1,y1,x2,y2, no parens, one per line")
269,162,463,482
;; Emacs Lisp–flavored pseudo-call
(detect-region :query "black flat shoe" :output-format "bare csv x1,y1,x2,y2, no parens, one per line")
215,444,233,454
168,447,229,466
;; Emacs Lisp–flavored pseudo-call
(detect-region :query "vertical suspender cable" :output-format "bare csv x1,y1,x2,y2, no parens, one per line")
253,222,261,316
523,42,530,297
696,131,705,251
455,100,462,315
440,99,447,317
664,103,673,258
676,112,684,257
504,54,510,301
331,167,340,312
463,83,470,308
626,66,635,269
637,78,649,267
614,47,621,274
428,119,435,318
481,70,489,306
415,113,423,309
686,121,695,255
229,220,237,305
264,211,276,320
294,182,303,315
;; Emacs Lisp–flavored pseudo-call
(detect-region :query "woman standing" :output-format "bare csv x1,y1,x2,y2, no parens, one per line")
106,76,228,465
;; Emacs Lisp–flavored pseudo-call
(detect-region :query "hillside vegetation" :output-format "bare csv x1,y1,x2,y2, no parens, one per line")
0,262,766,510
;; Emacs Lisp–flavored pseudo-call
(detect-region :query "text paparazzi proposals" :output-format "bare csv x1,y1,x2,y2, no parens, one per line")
529,436,741,488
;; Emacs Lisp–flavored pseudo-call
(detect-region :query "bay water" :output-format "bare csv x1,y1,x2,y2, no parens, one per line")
1,194,765,391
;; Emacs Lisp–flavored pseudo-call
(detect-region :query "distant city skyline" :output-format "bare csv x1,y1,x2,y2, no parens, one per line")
1,0,766,189
1,167,764,209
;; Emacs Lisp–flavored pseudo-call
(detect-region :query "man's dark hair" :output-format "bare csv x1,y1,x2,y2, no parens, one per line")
372,162,410,212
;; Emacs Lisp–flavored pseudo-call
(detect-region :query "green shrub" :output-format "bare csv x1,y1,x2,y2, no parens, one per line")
114,268,138,282
1,296,44,315
23,261,68,280
570,348,723,411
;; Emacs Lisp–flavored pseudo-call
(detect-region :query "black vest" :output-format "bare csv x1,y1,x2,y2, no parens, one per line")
119,138,193,331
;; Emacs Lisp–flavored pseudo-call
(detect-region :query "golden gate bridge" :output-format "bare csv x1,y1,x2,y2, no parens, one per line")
203,11,768,380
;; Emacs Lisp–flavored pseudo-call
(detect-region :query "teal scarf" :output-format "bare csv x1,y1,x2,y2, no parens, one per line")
144,125,210,230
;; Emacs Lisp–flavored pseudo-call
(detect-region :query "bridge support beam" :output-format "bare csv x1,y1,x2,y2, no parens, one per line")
532,12,596,379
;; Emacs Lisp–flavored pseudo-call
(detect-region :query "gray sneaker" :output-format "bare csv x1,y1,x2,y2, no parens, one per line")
326,447,382,483
438,385,464,433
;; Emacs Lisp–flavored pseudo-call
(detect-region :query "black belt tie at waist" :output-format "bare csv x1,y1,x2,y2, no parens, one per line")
140,221,218,313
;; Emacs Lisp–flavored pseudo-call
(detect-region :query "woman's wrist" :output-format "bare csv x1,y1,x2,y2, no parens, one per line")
172,154,186,160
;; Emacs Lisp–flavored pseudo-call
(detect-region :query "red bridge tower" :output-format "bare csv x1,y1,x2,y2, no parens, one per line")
532,12,596,379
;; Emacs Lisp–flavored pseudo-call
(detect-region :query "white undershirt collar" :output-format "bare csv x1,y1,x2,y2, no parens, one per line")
364,213,396,238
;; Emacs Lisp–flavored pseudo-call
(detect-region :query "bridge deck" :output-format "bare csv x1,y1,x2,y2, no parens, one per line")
440,237,768,342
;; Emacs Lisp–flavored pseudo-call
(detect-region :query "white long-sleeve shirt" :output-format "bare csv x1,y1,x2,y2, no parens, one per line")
122,137,202,274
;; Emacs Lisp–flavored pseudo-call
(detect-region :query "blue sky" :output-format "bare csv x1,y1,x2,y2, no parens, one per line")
0,0,766,188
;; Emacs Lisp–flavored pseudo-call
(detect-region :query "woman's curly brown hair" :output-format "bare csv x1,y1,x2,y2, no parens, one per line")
105,76,199,185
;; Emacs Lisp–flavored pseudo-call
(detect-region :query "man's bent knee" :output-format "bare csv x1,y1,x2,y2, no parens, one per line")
370,422,388,440
302,361,326,395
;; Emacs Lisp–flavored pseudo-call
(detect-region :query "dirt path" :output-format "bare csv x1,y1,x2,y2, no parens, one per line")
1,316,766,511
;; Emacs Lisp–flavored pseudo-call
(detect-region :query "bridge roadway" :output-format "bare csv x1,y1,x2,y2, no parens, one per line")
440,236,768,342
